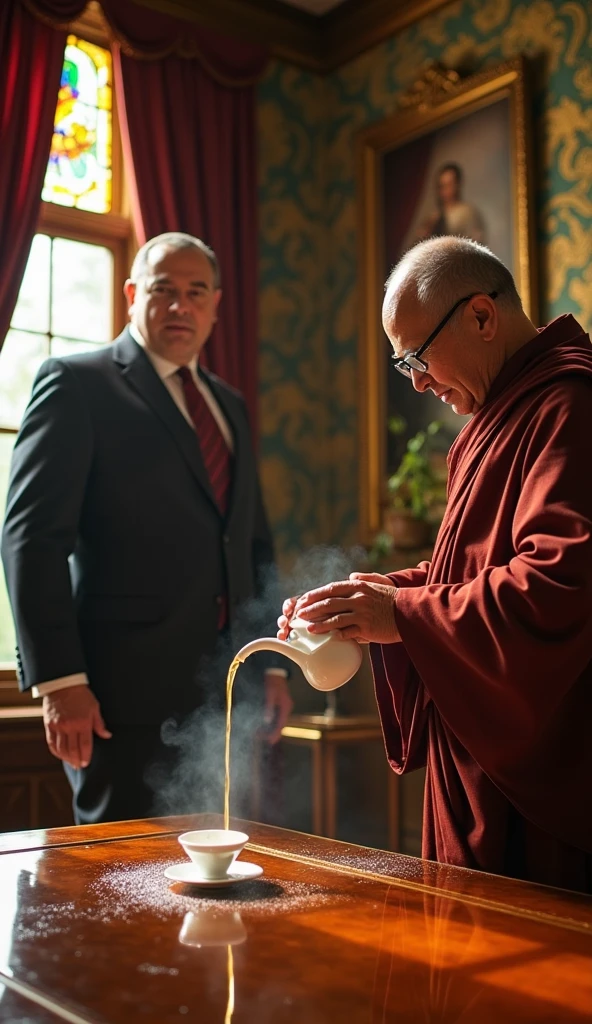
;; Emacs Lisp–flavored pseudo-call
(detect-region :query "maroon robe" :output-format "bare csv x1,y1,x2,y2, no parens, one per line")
371,315,592,892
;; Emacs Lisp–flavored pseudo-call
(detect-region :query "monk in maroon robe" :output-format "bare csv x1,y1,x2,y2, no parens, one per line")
278,236,592,893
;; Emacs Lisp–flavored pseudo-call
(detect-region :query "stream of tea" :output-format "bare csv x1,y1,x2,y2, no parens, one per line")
224,657,239,1024
223,657,241,832
225,945,235,1024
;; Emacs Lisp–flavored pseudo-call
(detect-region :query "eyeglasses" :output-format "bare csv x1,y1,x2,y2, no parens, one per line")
391,291,498,378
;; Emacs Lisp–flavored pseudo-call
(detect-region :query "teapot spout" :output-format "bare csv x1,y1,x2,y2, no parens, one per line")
235,637,306,671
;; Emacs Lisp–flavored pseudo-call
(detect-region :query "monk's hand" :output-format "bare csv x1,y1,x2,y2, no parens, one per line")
263,670,294,744
42,686,112,770
277,594,298,640
292,572,401,644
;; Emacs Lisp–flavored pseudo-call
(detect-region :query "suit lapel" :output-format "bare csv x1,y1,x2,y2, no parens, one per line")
112,329,219,513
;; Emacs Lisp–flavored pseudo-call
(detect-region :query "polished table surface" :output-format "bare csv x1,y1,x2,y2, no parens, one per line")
0,814,591,1023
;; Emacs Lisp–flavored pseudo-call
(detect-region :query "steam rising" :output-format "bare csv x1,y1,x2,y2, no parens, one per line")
147,545,366,820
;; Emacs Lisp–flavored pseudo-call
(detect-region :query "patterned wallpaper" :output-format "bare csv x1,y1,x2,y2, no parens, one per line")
257,66,330,562
257,0,592,561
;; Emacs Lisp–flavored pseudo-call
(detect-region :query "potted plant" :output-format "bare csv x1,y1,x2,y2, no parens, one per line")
380,419,448,551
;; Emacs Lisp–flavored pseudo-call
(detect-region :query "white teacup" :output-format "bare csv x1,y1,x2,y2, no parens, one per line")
179,909,247,948
178,829,248,880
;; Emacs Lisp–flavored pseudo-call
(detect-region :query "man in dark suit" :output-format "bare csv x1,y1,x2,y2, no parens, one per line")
2,232,292,824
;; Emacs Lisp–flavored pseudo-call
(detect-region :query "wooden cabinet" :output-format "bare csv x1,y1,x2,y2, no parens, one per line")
0,706,73,831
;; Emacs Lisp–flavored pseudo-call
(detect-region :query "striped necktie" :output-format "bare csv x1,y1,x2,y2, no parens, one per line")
177,365,232,514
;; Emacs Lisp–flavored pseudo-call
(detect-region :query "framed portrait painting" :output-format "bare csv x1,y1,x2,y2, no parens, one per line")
356,57,537,541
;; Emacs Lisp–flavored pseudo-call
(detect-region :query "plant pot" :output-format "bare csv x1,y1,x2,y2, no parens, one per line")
383,510,431,550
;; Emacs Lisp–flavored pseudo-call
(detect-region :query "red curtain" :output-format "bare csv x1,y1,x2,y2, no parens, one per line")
23,0,267,77
0,2,66,348
101,0,267,430
113,48,261,430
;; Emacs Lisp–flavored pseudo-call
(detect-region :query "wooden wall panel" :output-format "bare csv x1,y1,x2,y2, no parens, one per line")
130,0,452,73
0,712,73,832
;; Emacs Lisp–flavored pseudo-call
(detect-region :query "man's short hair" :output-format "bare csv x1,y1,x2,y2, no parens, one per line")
385,236,523,320
130,232,220,288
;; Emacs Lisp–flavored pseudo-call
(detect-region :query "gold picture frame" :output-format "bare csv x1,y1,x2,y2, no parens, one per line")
356,57,537,542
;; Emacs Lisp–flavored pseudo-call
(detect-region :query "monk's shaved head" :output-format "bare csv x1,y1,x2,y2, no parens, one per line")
382,236,536,418
383,236,522,329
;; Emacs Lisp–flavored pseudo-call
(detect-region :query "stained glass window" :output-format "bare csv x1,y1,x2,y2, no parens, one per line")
42,35,112,214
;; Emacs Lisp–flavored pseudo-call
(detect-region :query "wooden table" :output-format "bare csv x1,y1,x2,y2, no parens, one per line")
273,713,399,846
0,815,591,1023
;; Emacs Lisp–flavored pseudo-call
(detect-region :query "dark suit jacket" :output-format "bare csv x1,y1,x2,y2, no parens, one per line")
1,329,277,726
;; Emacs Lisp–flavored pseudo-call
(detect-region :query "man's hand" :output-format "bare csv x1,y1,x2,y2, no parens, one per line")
263,671,294,745
277,572,401,645
42,686,112,769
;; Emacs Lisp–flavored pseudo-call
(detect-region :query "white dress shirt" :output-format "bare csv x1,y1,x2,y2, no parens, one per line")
129,324,234,451
33,324,284,697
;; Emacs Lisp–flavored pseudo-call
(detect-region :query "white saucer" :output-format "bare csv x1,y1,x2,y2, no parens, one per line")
165,861,263,887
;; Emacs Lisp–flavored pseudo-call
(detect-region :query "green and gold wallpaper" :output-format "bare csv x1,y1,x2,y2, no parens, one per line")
257,0,592,561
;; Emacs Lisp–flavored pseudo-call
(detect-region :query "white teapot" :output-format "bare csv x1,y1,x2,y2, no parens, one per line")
235,616,362,691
